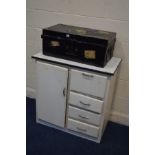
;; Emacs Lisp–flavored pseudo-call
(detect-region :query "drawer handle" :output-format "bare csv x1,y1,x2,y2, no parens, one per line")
78,115,89,119
82,73,94,78
76,127,87,132
80,101,90,106
63,88,66,96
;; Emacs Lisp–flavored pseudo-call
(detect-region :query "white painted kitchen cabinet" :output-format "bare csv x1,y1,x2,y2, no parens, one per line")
36,61,68,127
33,52,121,143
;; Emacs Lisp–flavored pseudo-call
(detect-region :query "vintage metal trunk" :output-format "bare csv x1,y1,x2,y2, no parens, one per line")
41,24,116,67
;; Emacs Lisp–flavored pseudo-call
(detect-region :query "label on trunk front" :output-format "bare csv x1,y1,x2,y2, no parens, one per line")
84,50,96,59
50,41,60,47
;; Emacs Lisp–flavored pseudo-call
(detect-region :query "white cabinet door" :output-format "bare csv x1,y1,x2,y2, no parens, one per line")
36,61,68,127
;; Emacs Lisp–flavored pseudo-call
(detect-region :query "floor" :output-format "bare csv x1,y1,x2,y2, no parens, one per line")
26,97,129,155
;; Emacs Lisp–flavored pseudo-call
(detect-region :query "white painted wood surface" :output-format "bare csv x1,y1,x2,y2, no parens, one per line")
32,52,121,74
98,69,119,140
68,106,101,126
69,69,107,99
36,61,68,127
34,56,121,142
67,118,99,138
69,91,104,113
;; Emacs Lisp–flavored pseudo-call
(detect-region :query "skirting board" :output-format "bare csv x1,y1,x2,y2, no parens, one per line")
26,87,129,126
26,87,36,99
110,111,129,126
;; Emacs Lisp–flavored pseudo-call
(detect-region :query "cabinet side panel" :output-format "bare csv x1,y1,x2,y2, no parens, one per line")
99,69,119,140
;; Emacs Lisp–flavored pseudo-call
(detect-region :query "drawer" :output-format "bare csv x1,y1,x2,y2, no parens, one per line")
68,106,101,126
67,118,99,138
69,69,107,99
69,91,103,113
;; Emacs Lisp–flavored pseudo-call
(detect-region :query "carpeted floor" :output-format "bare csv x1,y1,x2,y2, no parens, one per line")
26,97,129,155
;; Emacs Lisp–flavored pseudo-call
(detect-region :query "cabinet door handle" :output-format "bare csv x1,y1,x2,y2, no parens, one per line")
76,127,87,132
80,101,90,106
82,73,94,78
78,115,89,119
63,88,66,96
